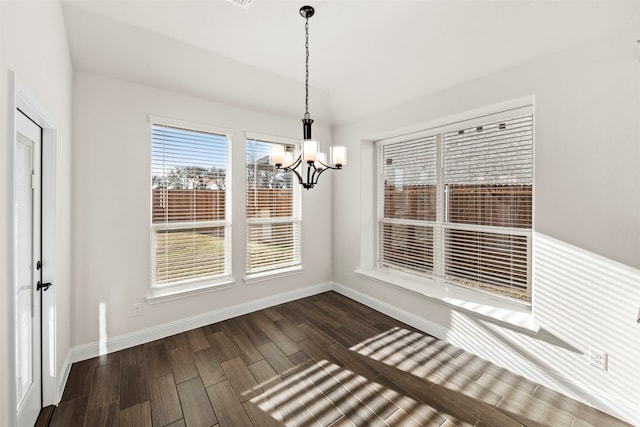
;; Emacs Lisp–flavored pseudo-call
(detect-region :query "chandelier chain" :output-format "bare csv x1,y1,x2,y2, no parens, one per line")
305,18,310,115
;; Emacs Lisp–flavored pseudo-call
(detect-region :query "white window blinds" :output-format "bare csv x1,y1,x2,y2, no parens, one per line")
444,115,532,300
378,111,533,302
378,136,437,274
246,138,301,274
151,122,231,286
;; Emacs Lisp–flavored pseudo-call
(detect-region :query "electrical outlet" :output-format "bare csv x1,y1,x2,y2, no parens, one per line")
132,303,142,317
589,348,608,370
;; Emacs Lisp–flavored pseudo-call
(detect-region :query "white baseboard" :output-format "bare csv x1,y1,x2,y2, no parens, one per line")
331,282,640,426
69,281,332,364
332,282,450,341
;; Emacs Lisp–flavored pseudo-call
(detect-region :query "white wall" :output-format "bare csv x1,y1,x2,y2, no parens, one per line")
0,0,73,424
332,26,640,423
71,72,333,348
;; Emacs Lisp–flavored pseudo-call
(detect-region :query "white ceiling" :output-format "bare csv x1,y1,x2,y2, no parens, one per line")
62,0,640,124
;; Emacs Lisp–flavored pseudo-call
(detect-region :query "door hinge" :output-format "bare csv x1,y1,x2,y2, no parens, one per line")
31,173,36,189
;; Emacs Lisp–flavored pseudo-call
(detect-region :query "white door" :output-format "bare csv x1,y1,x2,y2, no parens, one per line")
15,110,42,427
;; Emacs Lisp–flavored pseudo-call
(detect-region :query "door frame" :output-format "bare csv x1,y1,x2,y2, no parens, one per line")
7,70,59,423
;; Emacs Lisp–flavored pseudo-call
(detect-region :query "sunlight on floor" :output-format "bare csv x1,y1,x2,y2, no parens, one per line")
245,325,591,426
249,357,444,426
246,327,485,425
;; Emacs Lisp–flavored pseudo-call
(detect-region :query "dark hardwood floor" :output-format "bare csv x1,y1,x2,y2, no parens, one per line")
51,291,630,426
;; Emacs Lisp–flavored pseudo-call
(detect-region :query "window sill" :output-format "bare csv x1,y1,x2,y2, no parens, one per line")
146,277,235,304
354,268,539,333
243,265,303,285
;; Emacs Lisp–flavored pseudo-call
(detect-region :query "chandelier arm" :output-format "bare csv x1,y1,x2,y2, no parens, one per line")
311,168,321,186
276,155,304,185
282,154,302,171
285,165,305,187
314,160,340,171
312,166,329,186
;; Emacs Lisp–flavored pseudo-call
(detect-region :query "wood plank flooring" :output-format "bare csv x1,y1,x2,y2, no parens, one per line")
51,291,631,427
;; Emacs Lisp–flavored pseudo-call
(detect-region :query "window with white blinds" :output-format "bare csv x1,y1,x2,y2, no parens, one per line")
378,111,533,302
151,120,231,287
246,137,301,274
378,136,437,274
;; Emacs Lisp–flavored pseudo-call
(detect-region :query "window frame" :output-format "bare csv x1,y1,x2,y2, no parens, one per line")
245,132,302,280
148,115,233,297
375,105,534,304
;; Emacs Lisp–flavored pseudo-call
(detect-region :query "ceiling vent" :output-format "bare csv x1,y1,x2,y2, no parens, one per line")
226,0,254,9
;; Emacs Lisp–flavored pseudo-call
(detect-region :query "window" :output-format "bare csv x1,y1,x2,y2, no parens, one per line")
151,118,231,288
379,135,438,274
246,136,301,275
378,109,533,302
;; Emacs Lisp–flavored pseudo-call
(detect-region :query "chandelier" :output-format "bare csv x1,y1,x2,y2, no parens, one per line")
270,5,346,190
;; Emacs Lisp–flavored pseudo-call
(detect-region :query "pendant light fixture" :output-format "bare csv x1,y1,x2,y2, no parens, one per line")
270,5,346,190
